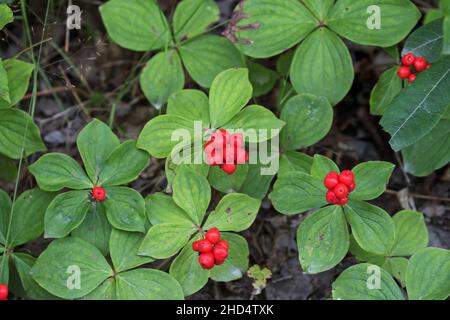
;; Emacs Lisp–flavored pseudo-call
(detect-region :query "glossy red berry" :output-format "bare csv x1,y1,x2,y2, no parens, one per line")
348,182,356,192
0,284,8,300
198,252,215,269
414,57,427,72
92,186,106,202
334,183,349,199
324,171,339,189
221,163,237,175
326,190,338,204
397,66,411,79
213,244,228,262
338,170,354,187
205,227,220,244
231,133,244,149
401,53,415,66
192,241,200,252
214,257,226,266
337,197,349,206
196,239,213,253
217,239,229,250
408,73,417,84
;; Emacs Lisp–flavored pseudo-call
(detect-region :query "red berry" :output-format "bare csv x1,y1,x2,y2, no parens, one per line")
348,182,356,192
235,148,248,165
334,183,349,199
326,190,338,205
217,239,229,250
205,227,220,244
221,163,237,175
214,257,226,266
408,73,417,85
337,197,349,206
231,133,244,149
192,241,200,252
0,284,8,300
338,170,354,186
414,57,427,72
324,171,339,189
92,186,106,202
198,252,215,269
213,244,228,262
401,53,415,66
206,148,223,166
196,239,213,253
397,66,411,79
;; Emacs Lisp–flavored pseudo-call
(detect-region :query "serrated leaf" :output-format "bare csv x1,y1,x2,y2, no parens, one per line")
145,192,194,226
0,59,34,109
280,94,333,149
328,0,420,47
297,205,349,274
402,19,444,63
279,151,313,178
370,66,403,116
350,161,395,201
247,61,278,97
310,154,340,181
167,89,210,125
234,0,317,58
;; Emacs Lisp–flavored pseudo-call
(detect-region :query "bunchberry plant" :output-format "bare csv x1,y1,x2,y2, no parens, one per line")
100,0,245,108
138,167,261,296
28,119,149,252
0,188,55,300
269,154,396,273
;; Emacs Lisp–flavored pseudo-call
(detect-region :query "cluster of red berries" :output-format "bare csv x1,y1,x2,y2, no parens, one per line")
0,284,8,300
192,227,229,270
204,129,248,175
397,53,432,85
324,170,355,206
91,186,106,202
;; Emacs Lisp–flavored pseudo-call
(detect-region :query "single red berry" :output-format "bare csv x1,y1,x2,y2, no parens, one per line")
206,148,223,166
217,239,229,250
401,53,415,66
92,186,106,202
235,148,248,165
198,252,215,269
414,57,427,72
326,190,338,205
192,241,200,252
0,284,8,300
334,183,349,199
338,170,354,187
213,244,228,262
408,73,417,85
214,257,226,266
196,239,213,253
337,197,349,206
221,163,237,175
324,171,339,189
348,182,356,192
397,66,411,79
223,145,236,164
205,227,220,244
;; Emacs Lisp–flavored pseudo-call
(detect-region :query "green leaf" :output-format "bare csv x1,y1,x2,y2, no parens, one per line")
269,172,328,215
406,247,450,300
140,51,185,108
145,192,194,226
99,0,170,51
167,89,210,125
102,186,146,233
280,94,333,149
72,205,111,256
328,0,421,47
203,193,261,232
350,161,395,201
210,233,249,282
209,68,252,128
310,154,340,181
0,59,10,104
382,257,408,288
444,15,450,55
172,167,211,225
0,108,46,159
402,19,444,63
31,237,113,299
276,50,295,76
424,9,444,24
173,0,219,41
115,269,184,300
370,66,403,116
0,4,13,30
381,56,450,151
0,59,34,109
208,164,249,193
0,189,11,244
402,119,450,177
29,153,92,191
345,200,395,255
97,140,149,186
223,105,285,142
180,35,245,88
291,28,354,106
332,263,404,300
0,254,9,284
303,0,334,20
297,205,349,274
349,235,386,265
279,151,313,177
76,118,120,183
139,223,195,259
110,229,154,273
8,189,55,247
247,61,278,97
0,154,16,182
44,190,91,238
391,210,428,256
238,163,275,199
137,114,194,158
169,236,209,296
234,0,317,58
83,278,115,300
